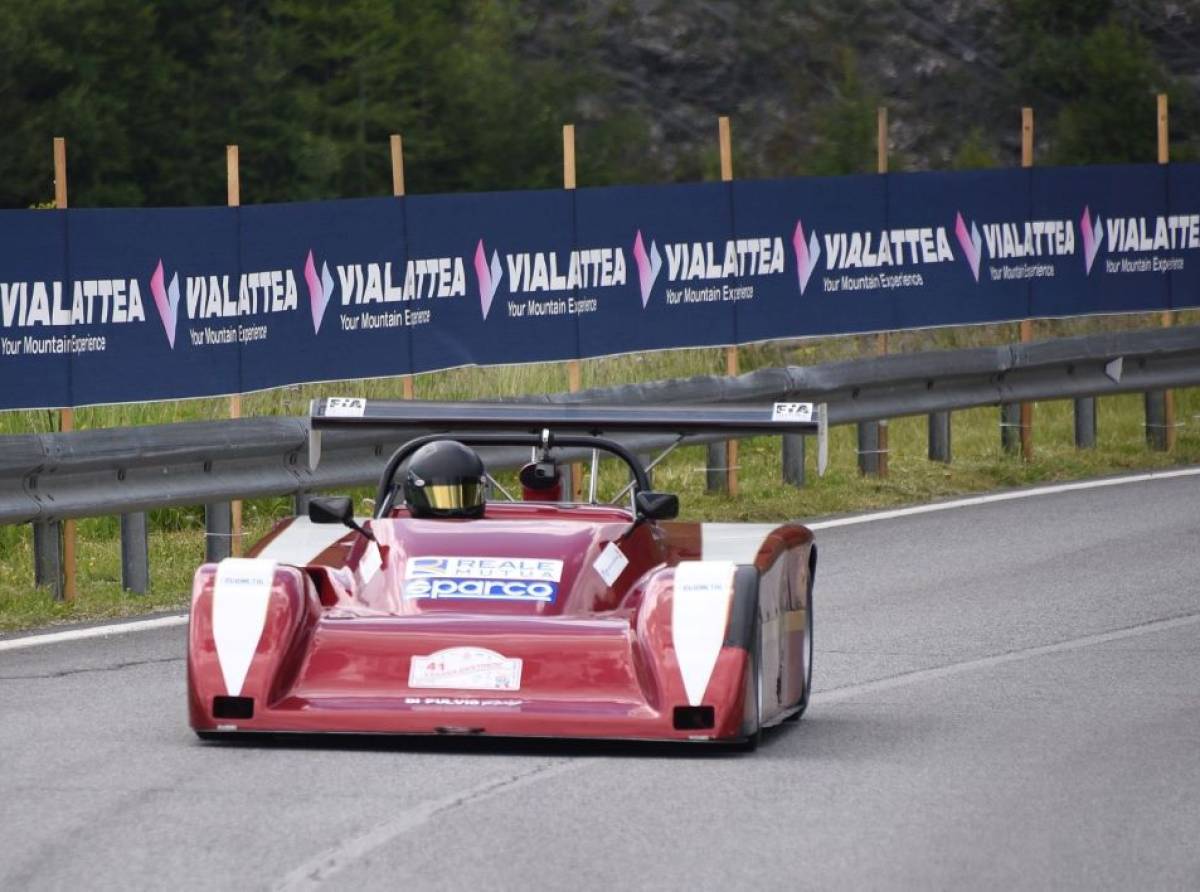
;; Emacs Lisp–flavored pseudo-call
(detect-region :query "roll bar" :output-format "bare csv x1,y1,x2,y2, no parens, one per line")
374,431,650,518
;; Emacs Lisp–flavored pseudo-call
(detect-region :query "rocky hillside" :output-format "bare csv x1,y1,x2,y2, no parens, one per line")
534,0,1200,178
3,1,1194,206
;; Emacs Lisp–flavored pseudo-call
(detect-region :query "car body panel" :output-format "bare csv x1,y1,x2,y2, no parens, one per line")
189,502,814,743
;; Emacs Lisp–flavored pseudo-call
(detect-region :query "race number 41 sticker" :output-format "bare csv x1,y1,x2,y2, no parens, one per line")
772,401,814,422
409,647,523,691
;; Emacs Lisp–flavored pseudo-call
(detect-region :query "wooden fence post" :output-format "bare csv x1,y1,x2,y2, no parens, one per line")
53,136,76,602
227,145,244,555
1073,103,1097,449
865,106,890,476
708,115,739,496
391,133,415,402
1145,93,1175,451
1018,107,1035,462
563,124,584,499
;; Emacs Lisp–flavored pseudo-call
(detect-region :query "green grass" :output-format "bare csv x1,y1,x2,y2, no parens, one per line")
2,314,1198,632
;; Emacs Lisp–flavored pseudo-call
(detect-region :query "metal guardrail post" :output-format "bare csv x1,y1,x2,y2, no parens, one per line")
637,453,654,489
1153,96,1178,454
928,412,952,463
561,464,578,503
120,512,149,594
562,463,578,501
4,327,1200,536
873,110,892,481
33,521,64,601
706,442,727,493
205,502,232,563
782,434,805,487
1145,391,1169,451
1000,404,1020,454
1074,397,1097,449
857,421,881,475
293,491,312,516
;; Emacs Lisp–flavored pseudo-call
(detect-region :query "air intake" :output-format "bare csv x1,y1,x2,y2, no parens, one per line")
212,696,254,720
673,705,715,730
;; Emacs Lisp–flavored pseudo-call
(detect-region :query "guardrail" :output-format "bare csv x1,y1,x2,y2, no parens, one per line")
5,325,1198,598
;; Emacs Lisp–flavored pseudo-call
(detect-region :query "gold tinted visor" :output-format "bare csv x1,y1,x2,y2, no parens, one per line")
424,480,485,510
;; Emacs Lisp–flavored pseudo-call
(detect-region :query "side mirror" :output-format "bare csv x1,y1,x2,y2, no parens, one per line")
309,496,377,543
635,490,679,521
309,496,353,525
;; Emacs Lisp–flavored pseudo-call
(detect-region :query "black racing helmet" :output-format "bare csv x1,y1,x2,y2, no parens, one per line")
402,440,487,519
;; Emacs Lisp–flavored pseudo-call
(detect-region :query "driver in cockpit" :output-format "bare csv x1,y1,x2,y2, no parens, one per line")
402,440,487,519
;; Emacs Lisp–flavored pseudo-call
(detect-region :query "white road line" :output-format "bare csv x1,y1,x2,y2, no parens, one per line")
813,612,1200,705
0,614,188,653
806,465,1200,531
272,612,1200,887
4,466,1197,653
701,465,1200,560
273,758,590,891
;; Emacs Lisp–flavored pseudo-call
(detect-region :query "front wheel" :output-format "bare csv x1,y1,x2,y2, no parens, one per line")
783,573,814,722
737,606,763,750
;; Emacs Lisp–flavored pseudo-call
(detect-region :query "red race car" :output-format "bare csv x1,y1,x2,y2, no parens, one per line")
188,400,819,747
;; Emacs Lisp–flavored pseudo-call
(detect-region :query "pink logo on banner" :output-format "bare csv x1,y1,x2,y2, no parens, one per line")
304,249,335,334
954,212,982,282
792,220,821,295
149,259,180,349
474,239,503,320
632,230,662,307
1080,206,1104,275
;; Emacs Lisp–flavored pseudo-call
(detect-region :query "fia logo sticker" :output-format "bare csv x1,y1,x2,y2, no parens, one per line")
771,402,814,423
325,397,366,417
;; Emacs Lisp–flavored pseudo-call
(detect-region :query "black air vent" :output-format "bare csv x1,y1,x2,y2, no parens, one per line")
673,705,715,730
212,696,254,719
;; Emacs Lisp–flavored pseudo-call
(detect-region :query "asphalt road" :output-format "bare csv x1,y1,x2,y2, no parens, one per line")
2,473,1198,890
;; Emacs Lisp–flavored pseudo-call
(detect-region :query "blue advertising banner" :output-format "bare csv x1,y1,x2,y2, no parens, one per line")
240,197,409,393
575,182,739,359
2,163,1198,410
405,189,579,372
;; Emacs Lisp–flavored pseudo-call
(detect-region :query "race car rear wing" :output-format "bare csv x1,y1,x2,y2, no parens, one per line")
307,397,829,474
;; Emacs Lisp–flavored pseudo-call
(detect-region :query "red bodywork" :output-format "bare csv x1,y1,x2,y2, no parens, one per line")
188,502,815,743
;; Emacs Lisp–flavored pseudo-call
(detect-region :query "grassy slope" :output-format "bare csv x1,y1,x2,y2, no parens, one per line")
2,314,1197,632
